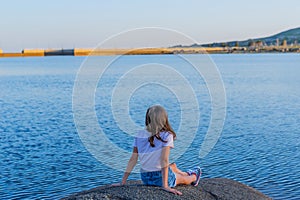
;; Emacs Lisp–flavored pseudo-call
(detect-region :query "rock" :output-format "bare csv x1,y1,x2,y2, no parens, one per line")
62,178,271,200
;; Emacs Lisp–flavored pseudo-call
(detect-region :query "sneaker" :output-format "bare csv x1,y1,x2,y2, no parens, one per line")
187,166,202,186
186,166,200,176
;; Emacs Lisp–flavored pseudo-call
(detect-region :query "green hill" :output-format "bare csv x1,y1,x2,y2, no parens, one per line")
195,27,300,47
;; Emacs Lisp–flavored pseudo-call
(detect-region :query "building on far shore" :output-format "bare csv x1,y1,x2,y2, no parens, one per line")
0,48,3,54
282,39,287,47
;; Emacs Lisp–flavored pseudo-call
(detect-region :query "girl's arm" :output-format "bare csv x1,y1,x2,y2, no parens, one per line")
161,146,182,195
121,147,138,185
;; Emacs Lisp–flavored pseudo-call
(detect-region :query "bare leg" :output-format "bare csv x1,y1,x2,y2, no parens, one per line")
175,173,196,185
169,163,189,176
169,163,197,185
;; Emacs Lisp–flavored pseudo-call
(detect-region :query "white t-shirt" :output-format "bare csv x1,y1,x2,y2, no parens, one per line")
133,129,174,172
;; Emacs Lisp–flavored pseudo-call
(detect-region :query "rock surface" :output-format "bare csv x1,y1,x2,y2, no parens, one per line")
62,178,271,200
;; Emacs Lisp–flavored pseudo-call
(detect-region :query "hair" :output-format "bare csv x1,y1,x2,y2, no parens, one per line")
145,105,176,147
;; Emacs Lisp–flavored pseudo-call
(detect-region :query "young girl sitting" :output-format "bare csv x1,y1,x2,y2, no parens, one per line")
114,105,201,195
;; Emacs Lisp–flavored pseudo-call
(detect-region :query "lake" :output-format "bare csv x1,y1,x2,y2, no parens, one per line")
0,54,299,199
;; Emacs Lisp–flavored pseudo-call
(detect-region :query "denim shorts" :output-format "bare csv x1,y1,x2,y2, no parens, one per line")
141,168,176,187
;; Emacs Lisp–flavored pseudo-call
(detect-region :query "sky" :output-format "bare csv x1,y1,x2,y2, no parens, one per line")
0,0,299,52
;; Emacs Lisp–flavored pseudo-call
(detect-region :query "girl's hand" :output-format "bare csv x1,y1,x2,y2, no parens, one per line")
162,187,182,195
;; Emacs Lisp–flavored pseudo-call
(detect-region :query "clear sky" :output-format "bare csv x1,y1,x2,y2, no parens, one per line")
0,0,299,52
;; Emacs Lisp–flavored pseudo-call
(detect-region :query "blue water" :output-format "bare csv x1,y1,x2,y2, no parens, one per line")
0,54,299,199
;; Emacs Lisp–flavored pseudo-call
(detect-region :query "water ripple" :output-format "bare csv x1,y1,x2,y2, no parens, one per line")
1,55,300,199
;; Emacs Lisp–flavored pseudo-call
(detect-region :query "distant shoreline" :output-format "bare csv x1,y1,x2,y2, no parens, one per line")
0,46,299,58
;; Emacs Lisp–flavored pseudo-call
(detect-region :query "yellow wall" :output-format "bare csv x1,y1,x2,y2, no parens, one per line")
74,48,93,56
22,49,44,56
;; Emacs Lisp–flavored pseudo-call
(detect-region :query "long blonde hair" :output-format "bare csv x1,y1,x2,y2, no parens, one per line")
145,105,176,147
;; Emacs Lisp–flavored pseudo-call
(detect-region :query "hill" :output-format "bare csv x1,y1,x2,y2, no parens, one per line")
184,27,300,48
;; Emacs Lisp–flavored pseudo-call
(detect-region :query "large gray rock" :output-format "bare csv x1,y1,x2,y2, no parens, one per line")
62,178,271,200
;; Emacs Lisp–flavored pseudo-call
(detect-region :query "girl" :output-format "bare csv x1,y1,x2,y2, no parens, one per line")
114,105,201,195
